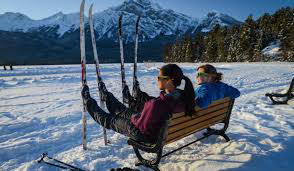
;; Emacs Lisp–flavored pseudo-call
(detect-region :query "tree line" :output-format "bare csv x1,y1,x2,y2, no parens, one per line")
163,7,294,62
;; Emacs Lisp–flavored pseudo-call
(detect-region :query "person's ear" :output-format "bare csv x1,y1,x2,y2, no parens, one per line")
167,79,175,87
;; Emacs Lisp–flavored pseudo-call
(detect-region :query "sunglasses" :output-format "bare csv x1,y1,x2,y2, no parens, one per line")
196,72,209,78
157,75,170,81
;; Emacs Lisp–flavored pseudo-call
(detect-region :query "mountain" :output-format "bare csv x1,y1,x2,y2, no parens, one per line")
0,0,197,41
0,0,241,65
0,12,80,36
192,11,242,33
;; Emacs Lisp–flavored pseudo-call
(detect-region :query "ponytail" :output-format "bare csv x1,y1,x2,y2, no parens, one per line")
215,72,223,82
182,75,196,116
160,64,196,116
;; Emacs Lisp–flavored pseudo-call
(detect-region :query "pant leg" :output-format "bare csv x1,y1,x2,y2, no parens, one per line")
129,91,153,113
105,92,126,115
104,92,136,119
86,98,147,141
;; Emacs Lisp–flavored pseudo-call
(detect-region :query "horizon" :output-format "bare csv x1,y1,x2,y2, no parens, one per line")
0,0,293,21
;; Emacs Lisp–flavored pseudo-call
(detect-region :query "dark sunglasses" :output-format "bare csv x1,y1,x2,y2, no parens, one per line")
157,75,170,81
196,72,209,78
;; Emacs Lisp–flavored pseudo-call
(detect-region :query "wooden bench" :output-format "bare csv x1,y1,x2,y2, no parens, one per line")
265,77,294,105
127,97,235,171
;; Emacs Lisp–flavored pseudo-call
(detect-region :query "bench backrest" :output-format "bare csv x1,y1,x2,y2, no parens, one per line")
165,97,234,145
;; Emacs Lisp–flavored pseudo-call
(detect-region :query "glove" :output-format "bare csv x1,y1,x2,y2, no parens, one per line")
122,84,133,104
81,85,91,101
98,81,108,101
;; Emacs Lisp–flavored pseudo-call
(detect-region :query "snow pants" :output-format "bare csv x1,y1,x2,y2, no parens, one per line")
85,92,153,142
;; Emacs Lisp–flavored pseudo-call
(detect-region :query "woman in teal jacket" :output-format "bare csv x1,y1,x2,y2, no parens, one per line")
195,64,240,108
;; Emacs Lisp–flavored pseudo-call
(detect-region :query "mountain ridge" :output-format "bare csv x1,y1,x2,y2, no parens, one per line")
0,0,240,40
0,0,242,64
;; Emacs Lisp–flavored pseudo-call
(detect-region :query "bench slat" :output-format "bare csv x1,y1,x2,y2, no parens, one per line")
166,118,224,144
169,102,230,127
172,97,231,119
168,108,228,133
166,114,226,143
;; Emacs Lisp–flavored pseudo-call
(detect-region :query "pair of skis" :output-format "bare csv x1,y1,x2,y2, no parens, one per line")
118,15,141,103
80,0,141,150
37,153,86,171
80,0,107,150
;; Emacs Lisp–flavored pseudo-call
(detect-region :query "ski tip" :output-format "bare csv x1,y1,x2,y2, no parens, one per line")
89,3,94,17
80,0,85,9
89,3,94,12
119,15,123,35
136,16,141,33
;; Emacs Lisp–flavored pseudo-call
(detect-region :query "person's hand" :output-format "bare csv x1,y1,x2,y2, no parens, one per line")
81,85,91,100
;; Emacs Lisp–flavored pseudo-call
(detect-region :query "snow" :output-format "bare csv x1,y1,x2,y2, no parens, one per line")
262,41,281,57
1,63,294,171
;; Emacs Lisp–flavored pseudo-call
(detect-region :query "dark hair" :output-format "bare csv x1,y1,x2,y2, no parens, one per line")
160,64,196,116
197,64,223,82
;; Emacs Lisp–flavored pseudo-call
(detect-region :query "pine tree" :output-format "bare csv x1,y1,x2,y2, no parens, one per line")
193,32,205,62
240,15,257,61
183,36,193,62
227,25,242,62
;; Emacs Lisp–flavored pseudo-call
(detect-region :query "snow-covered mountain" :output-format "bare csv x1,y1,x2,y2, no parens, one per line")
0,12,81,35
0,0,242,64
0,12,35,32
92,0,198,41
193,11,242,33
0,0,240,41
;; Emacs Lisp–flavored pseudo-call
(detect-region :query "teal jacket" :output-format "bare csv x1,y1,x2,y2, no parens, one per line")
195,82,240,108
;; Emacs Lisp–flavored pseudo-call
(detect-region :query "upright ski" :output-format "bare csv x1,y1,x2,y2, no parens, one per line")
80,0,87,150
118,15,127,104
89,3,108,146
132,16,141,98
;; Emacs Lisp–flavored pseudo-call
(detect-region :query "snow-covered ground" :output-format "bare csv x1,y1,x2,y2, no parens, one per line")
1,63,294,171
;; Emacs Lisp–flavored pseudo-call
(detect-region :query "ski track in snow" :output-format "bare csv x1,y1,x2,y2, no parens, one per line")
0,63,294,171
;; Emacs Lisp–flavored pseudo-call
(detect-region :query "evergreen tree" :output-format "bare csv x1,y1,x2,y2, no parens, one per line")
227,25,242,62
162,7,293,63
193,32,205,62
183,36,193,62
240,15,257,61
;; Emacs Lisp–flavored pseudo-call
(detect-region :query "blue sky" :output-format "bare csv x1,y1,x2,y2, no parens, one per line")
0,0,293,21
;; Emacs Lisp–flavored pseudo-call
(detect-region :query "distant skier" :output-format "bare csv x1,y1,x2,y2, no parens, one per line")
3,65,6,70
10,64,13,70
194,64,240,108
81,64,196,143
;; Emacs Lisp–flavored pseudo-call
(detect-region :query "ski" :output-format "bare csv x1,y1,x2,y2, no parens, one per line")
80,0,87,150
118,15,127,104
132,16,141,98
38,153,86,171
89,3,108,146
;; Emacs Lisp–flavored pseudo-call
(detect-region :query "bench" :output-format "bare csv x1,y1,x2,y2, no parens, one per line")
265,77,294,105
127,97,235,171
